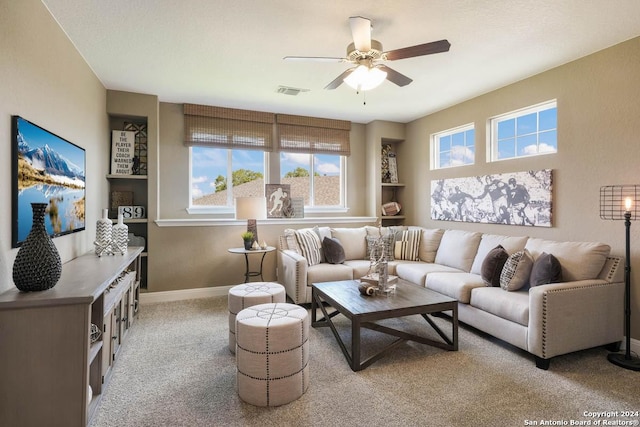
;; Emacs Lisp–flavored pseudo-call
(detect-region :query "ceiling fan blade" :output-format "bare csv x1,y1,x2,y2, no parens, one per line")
349,16,371,52
324,68,355,90
384,39,451,61
283,56,346,63
378,65,413,87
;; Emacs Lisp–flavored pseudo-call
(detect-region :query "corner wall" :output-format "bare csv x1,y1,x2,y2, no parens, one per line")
0,0,108,294
404,36,640,339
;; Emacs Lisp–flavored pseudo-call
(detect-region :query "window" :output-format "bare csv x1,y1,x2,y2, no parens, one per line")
431,124,475,169
490,101,557,161
190,147,265,208
280,152,344,208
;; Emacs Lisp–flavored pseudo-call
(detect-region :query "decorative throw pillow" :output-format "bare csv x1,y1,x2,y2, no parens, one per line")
481,245,509,287
323,237,346,264
294,229,322,266
365,234,395,262
530,252,563,287
500,249,534,291
393,229,422,261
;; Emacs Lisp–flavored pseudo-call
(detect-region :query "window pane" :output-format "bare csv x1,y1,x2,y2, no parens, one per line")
517,134,538,156
281,152,310,205
538,130,557,153
497,118,515,140
497,138,515,159
191,147,264,207
451,146,473,166
516,113,537,136
439,135,451,151
439,151,450,168
451,132,464,146
465,129,475,147
432,125,474,169
539,107,557,131
313,154,341,206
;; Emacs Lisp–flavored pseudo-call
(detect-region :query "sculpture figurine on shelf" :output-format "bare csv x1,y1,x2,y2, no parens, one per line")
111,214,129,255
362,219,397,295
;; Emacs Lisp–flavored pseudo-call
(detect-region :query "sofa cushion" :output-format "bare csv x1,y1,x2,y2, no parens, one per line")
410,227,444,263
366,234,395,261
307,263,353,285
394,229,422,261
529,252,562,287
294,229,322,266
343,259,375,279
480,245,509,287
323,237,345,264
426,272,485,304
500,249,533,291
395,262,462,287
470,234,529,275
434,230,482,272
331,227,367,260
469,287,530,326
524,238,610,281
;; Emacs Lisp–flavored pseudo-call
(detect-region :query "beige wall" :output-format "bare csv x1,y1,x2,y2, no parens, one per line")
0,0,108,294
403,36,640,339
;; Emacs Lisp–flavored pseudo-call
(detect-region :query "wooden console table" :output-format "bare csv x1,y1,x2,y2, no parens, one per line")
0,247,143,427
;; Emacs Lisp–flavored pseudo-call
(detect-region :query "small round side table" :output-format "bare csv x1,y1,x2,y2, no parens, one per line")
227,246,276,283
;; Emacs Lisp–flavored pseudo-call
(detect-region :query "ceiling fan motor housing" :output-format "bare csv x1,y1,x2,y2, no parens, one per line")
347,39,384,62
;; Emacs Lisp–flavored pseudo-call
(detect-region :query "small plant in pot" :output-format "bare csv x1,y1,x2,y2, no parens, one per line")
241,231,254,250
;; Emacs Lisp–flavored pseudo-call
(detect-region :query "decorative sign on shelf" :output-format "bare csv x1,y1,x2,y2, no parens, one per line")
266,184,291,218
110,130,136,175
118,206,146,219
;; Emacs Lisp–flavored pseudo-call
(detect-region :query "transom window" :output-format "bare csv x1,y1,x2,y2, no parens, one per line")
490,101,557,161
431,124,475,169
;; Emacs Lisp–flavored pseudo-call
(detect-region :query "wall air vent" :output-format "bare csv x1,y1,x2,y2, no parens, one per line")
276,86,310,96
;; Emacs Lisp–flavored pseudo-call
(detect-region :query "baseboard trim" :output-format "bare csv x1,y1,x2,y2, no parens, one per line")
140,286,233,305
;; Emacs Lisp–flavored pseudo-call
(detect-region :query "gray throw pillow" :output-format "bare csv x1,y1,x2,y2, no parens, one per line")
500,249,534,291
323,237,345,264
530,252,563,287
481,245,509,287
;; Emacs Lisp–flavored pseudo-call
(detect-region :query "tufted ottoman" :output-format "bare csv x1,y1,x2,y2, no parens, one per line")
228,282,286,353
235,302,309,406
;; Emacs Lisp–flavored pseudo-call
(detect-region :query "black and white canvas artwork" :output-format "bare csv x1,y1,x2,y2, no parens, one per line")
430,169,552,227
265,184,291,218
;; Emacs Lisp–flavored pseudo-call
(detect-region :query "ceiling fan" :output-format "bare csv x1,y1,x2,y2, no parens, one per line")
283,16,451,91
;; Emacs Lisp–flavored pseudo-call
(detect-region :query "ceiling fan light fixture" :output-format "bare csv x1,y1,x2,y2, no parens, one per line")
344,65,387,91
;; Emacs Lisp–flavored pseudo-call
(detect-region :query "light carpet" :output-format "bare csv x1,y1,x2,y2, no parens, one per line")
89,297,640,427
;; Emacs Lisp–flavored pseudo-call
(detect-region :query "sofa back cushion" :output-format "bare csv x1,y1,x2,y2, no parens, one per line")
524,238,611,281
470,234,529,275
408,227,444,263
434,230,482,272
331,227,367,260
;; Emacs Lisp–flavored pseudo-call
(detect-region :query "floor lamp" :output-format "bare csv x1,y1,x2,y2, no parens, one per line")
235,197,266,246
600,185,640,371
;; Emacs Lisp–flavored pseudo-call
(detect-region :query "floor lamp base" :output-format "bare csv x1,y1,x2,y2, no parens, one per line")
607,352,640,371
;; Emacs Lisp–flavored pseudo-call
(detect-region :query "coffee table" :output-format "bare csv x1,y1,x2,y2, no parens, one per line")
311,279,458,371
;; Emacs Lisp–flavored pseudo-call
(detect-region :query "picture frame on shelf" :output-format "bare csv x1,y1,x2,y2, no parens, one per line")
110,130,136,175
265,184,291,218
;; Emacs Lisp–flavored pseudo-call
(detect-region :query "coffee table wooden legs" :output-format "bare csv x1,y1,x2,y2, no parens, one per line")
311,288,458,371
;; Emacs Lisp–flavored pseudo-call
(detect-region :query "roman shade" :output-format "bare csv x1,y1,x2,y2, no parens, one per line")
276,114,351,156
183,103,275,151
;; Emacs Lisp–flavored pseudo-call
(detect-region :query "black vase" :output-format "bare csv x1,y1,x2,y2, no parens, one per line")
13,203,62,292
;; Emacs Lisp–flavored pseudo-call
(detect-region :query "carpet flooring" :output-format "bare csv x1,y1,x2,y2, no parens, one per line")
89,297,640,427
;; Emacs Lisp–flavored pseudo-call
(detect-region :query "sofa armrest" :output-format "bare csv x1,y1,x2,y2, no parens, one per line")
528,278,624,359
277,249,308,304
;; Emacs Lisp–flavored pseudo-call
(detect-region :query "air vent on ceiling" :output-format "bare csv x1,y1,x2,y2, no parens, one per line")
276,86,310,96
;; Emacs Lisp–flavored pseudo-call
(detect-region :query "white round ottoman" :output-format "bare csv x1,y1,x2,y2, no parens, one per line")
235,302,310,407
228,282,286,353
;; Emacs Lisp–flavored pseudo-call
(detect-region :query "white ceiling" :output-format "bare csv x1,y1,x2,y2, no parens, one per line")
42,0,640,124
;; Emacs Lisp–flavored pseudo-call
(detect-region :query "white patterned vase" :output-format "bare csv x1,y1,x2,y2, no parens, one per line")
112,214,128,255
95,208,113,257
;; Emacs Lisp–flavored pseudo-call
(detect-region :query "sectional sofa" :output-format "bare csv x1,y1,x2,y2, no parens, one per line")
276,225,624,369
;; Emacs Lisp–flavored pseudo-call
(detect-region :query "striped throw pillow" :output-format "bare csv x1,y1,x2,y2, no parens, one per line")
394,229,422,261
294,230,322,266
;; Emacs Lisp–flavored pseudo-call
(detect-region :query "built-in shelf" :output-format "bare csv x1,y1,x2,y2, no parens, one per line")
381,183,405,187
106,174,147,180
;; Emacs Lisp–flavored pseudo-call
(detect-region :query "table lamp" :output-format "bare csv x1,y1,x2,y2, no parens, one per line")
235,197,267,246
600,185,640,371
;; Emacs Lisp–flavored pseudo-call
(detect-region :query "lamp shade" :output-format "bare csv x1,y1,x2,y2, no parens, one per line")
235,197,266,220
344,65,387,91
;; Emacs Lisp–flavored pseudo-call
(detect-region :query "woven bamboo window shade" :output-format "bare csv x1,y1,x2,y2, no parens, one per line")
183,104,275,151
277,114,351,156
